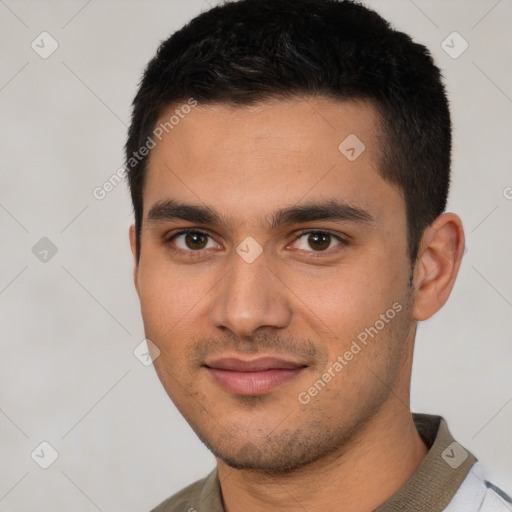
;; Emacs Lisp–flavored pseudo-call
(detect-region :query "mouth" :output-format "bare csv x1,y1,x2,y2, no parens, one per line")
203,356,308,396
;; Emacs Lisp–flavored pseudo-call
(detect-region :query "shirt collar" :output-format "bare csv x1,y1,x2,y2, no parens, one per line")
375,413,477,511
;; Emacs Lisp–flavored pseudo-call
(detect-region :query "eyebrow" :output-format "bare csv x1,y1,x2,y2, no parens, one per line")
146,199,375,229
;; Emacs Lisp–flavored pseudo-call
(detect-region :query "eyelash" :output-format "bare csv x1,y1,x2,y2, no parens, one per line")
163,228,349,258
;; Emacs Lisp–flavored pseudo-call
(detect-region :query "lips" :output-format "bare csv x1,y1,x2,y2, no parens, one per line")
204,356,307,396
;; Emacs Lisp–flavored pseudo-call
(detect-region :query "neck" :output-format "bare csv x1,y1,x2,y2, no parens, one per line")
217,399,428,512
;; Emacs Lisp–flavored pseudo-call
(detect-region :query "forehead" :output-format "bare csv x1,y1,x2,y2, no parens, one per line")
150,96,379,164
143,96,403,228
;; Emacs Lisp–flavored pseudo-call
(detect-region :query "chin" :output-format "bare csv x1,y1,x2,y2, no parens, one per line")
195,423,346,474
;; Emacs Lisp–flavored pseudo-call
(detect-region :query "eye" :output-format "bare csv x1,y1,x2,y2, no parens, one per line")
291,230,346,253
166,229,219,251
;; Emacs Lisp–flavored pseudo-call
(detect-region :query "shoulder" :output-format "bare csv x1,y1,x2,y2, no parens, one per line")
445,463,512,512
149,475,211,512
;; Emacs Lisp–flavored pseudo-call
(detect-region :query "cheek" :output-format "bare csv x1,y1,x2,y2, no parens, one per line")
288,258,403,327
138,275,173,334
282,258,409,375
136,259,211,368
137,267,198,395
137,256,194,328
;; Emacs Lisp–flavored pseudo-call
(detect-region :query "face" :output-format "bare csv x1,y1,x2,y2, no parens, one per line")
130,96,417,472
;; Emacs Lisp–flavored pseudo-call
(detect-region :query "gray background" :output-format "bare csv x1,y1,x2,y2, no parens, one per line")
0,0,511,511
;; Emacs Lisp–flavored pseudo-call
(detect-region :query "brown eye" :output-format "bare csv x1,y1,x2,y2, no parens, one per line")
292,231,346,253
307,232,331,251
169,230,217,251
184,232,208,250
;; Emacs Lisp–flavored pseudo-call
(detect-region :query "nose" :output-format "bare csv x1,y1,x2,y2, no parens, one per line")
209,249,293,338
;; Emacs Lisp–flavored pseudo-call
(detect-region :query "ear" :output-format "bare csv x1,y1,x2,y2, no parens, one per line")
129,224,140,297
412,213,465,321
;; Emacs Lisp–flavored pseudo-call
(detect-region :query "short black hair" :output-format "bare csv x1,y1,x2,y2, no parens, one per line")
126,0,451,264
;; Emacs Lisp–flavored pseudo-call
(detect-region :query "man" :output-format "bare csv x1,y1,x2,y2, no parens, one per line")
125,0,511,510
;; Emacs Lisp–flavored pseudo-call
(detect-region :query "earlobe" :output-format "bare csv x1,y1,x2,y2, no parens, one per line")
411,213,465,321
